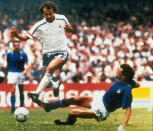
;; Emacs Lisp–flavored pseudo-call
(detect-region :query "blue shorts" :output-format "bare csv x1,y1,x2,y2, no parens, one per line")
43,51,69,67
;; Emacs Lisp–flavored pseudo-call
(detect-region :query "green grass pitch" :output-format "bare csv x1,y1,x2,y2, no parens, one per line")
0,108,152,131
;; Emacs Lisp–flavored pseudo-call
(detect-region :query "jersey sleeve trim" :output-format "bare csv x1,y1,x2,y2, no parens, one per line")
31,22,47,35
26,32,34,39
56,18,67,24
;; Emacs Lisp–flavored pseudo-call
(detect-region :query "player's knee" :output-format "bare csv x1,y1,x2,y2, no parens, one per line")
46,68,53,74
69,97,80,103
10,89,15,95
69,109,81,116
11,91,15,96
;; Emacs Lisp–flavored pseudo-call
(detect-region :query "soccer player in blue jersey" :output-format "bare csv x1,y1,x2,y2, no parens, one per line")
11,1,72,98
5,41,30,113
31,64,140,130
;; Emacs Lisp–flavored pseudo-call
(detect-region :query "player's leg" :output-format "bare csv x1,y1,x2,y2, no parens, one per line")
31,96,92,112
44,51,68,97
18,84,24,107
41,67,46,78
28,66,47,100
7,72,17,113
28,52,68,99
10,84,16,113
28,57,62,99
63,96,93,108
17,72,25,107
46,57,64,96
54,109,98,125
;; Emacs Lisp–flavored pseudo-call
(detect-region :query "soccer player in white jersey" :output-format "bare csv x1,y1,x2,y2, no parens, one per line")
11,1,73,99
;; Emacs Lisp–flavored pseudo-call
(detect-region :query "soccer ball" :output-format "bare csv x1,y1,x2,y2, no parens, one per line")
14,107,29,122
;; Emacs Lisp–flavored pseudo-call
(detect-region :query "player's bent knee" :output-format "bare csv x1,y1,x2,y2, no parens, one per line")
69,97,80,103
69,109,81,116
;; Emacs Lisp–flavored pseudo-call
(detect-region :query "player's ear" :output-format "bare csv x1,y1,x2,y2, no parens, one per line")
42,13,45,17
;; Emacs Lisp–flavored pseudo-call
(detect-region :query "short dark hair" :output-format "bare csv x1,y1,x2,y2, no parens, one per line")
120,64,135,82
39,1,58,14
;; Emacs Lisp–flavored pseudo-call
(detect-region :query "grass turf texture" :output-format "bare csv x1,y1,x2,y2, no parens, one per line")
0,108,152,131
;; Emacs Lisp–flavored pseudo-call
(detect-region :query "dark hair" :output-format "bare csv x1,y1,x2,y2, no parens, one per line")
120,64,135,82
39,1,58,14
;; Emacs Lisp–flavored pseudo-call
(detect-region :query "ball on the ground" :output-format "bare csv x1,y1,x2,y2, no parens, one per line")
14,107,29,122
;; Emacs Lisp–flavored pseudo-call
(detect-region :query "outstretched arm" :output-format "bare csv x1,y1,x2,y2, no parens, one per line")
132,82,140,89
117,107,131,131
23,63,31,76
122,107,132,126
11,27,29,41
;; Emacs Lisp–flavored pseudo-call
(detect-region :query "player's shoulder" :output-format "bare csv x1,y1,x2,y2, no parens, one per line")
7,51,13,55
33,19,47,27
55,14,66,19
19,50,27,55
122,84,131,92
55,14,68,24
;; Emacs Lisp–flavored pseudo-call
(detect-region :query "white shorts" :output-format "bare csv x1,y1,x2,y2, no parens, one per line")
91,93,109,122
7,72,25,84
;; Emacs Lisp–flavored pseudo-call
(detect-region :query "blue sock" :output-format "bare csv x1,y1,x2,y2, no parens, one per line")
49,99,67,110
11,96,16,111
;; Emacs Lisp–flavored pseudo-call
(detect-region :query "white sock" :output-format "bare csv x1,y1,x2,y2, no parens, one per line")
36,73,51,94
51,79,60,89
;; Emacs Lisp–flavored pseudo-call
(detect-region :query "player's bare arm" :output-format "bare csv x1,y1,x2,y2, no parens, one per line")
134,82,140,88
23,63,31,76
4,64,9,84
132,82,141,89
122,107,132,126
64,24,73,32
11,27,29,41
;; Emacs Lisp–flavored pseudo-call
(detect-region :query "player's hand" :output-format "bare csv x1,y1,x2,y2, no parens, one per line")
64,24,72,32
11,26,18,37
117,125,126,131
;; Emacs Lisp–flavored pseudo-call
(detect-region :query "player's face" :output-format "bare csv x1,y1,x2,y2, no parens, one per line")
116,67,125,81
42,7,55,22
13,43,20,52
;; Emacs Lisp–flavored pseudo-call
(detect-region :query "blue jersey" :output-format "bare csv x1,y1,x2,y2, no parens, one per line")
7,50,28,72
103,79,136,112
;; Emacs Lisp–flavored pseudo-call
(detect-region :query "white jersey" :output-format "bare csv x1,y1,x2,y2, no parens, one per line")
26,14,69,54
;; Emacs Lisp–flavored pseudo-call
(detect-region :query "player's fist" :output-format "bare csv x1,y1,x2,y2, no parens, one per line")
117,125,126,131
11,26,18,36
64,24,72,32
